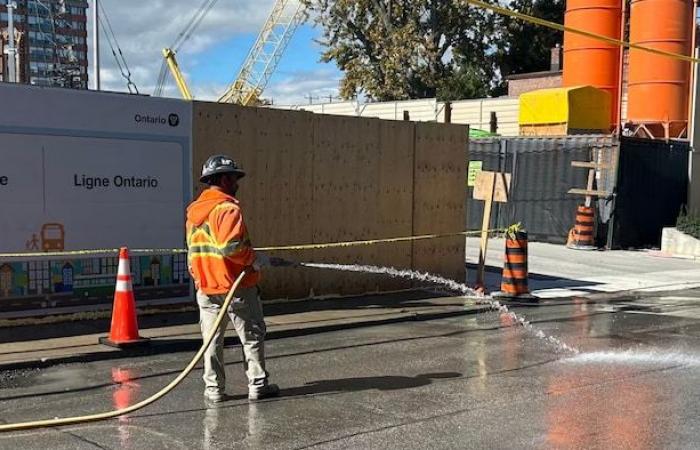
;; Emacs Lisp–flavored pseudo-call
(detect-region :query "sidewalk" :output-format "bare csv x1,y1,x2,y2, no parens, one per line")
0,291,487,371
466,237,700,297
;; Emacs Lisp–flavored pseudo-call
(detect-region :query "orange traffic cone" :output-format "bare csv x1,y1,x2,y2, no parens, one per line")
99,247,149,348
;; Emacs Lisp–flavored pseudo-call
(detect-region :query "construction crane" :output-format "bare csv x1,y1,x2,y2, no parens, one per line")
161,0,304,105
218,0,304,105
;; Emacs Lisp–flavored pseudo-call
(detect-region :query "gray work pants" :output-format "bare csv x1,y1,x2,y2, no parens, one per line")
196,286,268,394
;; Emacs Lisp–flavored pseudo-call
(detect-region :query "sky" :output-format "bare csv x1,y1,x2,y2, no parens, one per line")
88,0,341,105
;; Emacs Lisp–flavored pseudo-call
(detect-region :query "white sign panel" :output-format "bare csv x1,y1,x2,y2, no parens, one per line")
0,83,192,254
0,134,184,252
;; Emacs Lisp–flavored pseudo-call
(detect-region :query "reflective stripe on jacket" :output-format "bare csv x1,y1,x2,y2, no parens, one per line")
186,188,260,294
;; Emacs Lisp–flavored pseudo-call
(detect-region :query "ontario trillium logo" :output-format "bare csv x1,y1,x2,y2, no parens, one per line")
168,113,180,127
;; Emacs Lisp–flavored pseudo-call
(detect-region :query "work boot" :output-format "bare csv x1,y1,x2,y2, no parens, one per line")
248,383,280,402
204,388,230,405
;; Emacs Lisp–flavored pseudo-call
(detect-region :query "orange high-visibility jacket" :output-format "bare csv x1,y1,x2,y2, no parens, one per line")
186,188,260,294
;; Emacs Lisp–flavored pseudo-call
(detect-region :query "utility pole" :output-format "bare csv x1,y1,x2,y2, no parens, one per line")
91,0,100,90
6,1,17,82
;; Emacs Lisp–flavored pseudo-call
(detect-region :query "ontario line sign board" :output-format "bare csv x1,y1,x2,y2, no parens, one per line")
0,84,192,306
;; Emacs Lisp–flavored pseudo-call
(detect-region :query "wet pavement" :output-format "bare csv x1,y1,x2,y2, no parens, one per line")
0,291,699,449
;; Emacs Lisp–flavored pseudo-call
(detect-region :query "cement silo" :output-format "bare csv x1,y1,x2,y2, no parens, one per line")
627,0,694,139
563,0,623,127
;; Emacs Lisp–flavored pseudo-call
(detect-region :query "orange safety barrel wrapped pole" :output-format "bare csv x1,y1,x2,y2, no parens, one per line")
567,205,598,250
563,0,623,128
494,231,536,301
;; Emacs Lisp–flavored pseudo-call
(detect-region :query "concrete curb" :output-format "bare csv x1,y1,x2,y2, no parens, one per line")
0,305,488,372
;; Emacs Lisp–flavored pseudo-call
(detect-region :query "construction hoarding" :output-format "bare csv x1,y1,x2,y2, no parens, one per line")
193,102,468,299
468,135,691,249
0,84,192,308
0,86,468,313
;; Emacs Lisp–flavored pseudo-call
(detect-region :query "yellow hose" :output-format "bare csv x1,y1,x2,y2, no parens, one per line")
0,271,247,433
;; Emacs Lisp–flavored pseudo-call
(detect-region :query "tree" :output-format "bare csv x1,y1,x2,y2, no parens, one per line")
302,0,499,101
303,0,565,101
494,0,565,80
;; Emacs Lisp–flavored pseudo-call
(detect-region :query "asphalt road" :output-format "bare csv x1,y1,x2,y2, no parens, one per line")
1,292,699,449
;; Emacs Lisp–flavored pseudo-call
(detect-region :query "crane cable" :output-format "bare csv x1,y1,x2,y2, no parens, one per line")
154,0,221,96
0,271,247,433
98,2,139,94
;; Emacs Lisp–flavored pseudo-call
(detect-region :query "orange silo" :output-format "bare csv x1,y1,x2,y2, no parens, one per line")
563,0,622,128
627,0,694,139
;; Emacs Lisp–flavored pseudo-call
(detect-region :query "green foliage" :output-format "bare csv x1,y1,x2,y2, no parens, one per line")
677,209,700,240
493,0,565,80
302,0,565,101
437,64,490,101
504,222,524,240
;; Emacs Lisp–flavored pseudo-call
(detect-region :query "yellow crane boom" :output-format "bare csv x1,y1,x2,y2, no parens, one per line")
162,48,193,100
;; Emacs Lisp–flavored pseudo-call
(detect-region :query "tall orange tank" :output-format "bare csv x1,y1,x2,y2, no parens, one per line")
563,0,622,127
627,0,693,139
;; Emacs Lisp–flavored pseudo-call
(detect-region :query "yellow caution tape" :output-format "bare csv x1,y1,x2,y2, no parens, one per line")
0,228,503,259
255,229,499,251
464,0,699,64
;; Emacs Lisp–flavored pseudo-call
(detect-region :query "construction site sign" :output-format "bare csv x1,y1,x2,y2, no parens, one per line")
473,171,511,203
0,84,192,253
467,161,483,187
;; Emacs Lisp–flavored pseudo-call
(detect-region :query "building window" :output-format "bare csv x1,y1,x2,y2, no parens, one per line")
101,257,118,275
27,261,50,294
130,257,141,285
173,254,188,284
81,258,99,275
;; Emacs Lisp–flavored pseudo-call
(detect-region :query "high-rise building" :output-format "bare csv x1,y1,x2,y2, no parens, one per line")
0,0,88,89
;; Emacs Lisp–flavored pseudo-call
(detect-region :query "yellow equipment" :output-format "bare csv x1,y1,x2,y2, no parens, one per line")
162,48,193,100
518,86,612,136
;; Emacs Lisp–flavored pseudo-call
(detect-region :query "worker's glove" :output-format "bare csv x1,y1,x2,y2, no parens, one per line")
252,252,270,271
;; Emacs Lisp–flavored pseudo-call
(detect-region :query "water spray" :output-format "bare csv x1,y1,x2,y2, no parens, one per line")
298,261,579,355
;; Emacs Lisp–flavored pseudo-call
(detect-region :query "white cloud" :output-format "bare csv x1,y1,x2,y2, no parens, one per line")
265,69,341,105
88,0,338,103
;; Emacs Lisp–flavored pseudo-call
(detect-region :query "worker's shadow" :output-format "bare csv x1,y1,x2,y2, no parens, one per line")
281,372,461,397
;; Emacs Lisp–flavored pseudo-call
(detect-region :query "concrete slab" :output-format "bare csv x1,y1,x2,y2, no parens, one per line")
661,227,700,258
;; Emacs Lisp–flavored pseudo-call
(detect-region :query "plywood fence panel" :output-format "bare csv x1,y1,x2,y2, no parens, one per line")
193,102,467,300
192,103,260,209
310,116,380,296
374,120,414,290
250,107,315,298
192,103,311,298
412,122,468,282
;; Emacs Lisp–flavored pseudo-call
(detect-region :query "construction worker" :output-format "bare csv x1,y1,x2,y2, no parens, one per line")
186,154,279,403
